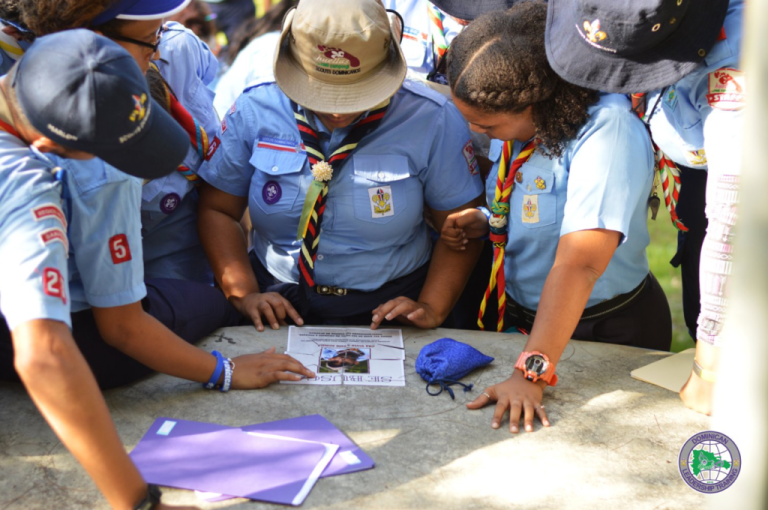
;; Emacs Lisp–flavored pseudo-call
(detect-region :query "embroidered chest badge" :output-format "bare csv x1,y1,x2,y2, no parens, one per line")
664,86,678,110
368,186,394,218
685,149,707,166
516,172,524,184
522,195,539,224
534,176,546,190
707,68,746,110
263,181,282,205
160,193,181,214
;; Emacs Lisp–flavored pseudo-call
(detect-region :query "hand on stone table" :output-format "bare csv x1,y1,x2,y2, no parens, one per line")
231,347,315,388
466,370,550,433
371,297,442,330
234,291,304,332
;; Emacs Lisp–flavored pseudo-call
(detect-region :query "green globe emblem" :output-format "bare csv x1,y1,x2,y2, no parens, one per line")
679,431,741,493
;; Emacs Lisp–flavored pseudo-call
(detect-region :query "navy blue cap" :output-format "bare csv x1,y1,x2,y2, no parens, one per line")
546,0,729,94
13,29,189,179
91,0,192,26
429,0,537,21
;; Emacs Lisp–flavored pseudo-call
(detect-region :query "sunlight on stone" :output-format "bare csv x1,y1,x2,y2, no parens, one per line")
346,429,401,448
583,390,644,410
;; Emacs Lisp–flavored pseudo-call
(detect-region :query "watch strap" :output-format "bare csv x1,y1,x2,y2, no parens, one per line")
133,484,161,510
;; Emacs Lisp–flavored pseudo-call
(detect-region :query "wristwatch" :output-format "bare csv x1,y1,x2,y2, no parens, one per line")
515,351,558,386
133,484,161,510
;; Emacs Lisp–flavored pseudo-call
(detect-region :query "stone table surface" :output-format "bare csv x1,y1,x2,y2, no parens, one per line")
0,326,709,509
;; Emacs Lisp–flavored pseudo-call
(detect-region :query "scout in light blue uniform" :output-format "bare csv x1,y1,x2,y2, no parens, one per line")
212,1,461,117
199,78,484,292
644,0,744,346
486,94,654,311
141,21,220,284
0,129,70,332
383,0,461,78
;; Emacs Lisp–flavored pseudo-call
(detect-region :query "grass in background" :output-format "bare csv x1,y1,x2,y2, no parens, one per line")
646,187,696,353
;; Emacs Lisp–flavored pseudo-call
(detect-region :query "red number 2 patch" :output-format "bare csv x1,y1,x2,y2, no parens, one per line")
43,268,67,304
109,234,132,264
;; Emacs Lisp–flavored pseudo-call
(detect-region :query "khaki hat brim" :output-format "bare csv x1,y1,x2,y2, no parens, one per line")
273,8,407,114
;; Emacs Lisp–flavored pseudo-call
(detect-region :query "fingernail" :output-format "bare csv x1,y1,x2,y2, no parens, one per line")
294,375,302,380
462,239,468,244
492,421,499,429
511,426,518,433
460,247,466,251
406,313,414,320
544,421,550,426
372,315,379,322
526,425,532,432
385,314,391,320
296,318,304,325
273,323,279,329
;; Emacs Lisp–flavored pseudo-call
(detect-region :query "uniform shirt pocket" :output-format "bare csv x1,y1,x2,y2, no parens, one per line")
516,166,556,229
249,142,305,215
351,154,412,224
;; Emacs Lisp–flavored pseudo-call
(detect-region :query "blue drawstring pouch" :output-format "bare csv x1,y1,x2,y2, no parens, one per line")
415,338,494,399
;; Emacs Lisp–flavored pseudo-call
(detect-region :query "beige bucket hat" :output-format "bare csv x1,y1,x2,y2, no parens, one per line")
273,0,407,114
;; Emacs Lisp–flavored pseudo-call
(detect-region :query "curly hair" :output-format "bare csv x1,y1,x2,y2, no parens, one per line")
0,1,23,27
447,1,599,158
18,0,114,35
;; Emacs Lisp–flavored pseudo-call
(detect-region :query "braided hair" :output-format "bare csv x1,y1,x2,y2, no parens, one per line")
447,1,598,158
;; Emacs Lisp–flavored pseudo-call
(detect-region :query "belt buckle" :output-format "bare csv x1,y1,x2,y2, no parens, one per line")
316,285,347,296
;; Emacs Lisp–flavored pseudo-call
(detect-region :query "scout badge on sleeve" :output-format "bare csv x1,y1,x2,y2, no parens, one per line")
416,338,494,399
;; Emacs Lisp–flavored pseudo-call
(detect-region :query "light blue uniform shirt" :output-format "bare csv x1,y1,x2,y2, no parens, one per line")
383,0,462,78
213,31,280,117
56,157,146,314
199,79,484,291
646,0,743,182
141,21,220,284
0,131,71,330
486,94,654,310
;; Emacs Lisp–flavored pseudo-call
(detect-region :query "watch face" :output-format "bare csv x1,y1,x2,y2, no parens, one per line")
524,354,548,376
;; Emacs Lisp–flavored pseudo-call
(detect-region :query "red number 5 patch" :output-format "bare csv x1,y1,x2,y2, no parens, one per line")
43,267,67,304
109,234,132,264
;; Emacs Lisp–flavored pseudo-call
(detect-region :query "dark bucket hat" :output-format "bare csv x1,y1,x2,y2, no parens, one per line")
429,0,537,21
545,0,729,94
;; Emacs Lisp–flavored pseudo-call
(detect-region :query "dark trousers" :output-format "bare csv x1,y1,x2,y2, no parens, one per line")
670,166,708,340
503,273,672,351
249,251,429,326
0,279,243,389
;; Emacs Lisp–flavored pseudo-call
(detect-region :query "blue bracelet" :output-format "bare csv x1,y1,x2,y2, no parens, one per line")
203,351,225,390
476,206,491,241
221,358,234,392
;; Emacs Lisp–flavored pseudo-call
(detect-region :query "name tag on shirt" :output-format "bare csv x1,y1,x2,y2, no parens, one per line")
522,195,539,224
368,186,395,218
256,136,305,154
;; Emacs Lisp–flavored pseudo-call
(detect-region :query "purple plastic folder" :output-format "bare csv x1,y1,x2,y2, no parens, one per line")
196,414,376,503
130,418,337,506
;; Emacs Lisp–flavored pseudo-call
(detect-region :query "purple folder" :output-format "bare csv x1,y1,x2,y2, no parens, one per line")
196,415,375,503
130,418,337,506
242,414,375,477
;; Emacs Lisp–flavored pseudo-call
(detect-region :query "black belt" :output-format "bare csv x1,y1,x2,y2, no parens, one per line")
505,273,650,329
